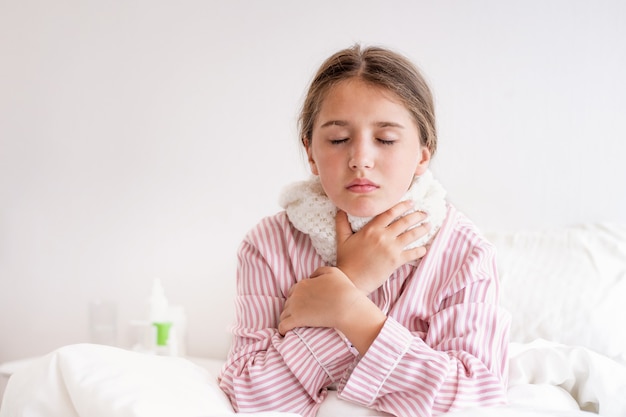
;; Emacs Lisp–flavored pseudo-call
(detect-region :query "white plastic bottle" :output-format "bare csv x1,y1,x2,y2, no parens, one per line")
148,279,173,355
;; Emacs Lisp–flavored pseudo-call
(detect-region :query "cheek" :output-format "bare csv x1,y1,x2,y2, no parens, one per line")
310,149,339,174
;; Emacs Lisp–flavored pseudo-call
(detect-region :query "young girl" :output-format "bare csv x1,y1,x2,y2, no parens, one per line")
218,45,510,417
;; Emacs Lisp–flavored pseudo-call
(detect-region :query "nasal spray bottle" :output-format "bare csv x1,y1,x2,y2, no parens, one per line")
145,279,186,356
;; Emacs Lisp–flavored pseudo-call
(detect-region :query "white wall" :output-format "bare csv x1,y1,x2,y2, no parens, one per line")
1,0,625,364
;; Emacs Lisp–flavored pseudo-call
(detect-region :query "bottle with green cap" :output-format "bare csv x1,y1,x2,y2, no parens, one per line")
148,279,173,355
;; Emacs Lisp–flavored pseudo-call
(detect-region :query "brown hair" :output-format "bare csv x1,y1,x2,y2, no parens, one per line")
298,44,437,157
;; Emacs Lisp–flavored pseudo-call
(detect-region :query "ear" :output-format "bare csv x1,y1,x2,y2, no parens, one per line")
414,147,431,176
305,140,320,176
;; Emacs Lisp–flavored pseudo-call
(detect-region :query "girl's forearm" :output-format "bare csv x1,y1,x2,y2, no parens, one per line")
335,294,387,355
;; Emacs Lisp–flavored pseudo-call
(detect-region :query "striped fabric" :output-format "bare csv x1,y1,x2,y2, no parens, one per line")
218,205,510,417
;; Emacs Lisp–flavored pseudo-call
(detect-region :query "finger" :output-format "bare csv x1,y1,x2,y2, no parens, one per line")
278,318,290,336
371,200,415,227
279,300,291,321
397,221,430,246
335,210,353,243
278,313,300,336
388,210,428,235
402,245,428,262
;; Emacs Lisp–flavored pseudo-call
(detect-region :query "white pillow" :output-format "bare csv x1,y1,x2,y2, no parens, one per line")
1,344,233,417
1,344,299,417
486,223,626,364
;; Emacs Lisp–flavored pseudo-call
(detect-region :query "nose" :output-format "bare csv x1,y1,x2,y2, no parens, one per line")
349,139,374,170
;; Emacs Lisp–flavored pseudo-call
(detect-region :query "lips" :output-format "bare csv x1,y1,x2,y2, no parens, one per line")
346,178,379,193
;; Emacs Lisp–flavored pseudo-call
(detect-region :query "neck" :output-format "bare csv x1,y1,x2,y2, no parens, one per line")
280,170,448,265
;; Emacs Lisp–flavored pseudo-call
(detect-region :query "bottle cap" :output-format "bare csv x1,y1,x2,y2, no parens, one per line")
153,322,172,346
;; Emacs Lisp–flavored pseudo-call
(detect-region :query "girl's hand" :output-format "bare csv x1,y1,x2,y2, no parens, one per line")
336,201,429,294
278,266,387,355
278,266,360,336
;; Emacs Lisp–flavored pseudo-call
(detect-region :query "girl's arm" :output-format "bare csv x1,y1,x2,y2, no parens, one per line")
217,216,356,417
280,208,510,416
279,201,431,354
338,216,510,416
279,265,387,355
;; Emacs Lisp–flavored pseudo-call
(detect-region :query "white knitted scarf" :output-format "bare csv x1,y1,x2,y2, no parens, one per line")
279,170,447,265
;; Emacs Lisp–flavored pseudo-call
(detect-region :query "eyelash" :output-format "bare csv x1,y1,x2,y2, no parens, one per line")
329,138,395,145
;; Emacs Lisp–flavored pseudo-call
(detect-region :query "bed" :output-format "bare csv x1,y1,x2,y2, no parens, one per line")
1,223,625,417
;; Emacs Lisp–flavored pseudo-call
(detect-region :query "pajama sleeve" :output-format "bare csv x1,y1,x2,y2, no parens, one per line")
218,233,356,417
337,225,511,417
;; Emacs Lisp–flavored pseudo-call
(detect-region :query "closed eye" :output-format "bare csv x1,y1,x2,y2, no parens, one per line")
330,138,349,145
377,138,396,145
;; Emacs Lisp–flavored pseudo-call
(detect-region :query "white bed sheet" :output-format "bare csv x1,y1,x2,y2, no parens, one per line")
1,339,625,417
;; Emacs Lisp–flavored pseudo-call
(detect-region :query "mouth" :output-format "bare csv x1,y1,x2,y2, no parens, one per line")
346,178,379,193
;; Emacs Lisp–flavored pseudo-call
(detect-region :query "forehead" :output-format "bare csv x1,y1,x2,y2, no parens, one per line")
315,78,414,126
322,78,401,104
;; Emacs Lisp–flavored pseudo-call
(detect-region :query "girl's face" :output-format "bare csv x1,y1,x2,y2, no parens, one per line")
306,78,431,218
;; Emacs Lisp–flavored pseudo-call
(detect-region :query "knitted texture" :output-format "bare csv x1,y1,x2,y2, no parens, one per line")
279,170,447,265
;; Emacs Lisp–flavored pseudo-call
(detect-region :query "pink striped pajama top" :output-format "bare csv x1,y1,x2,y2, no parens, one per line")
218,204,510,417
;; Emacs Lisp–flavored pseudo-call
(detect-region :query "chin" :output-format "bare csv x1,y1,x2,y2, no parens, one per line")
343,205,386,219
337,197,394,219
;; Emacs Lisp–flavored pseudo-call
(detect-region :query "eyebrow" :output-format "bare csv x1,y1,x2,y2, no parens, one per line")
319,120,405,129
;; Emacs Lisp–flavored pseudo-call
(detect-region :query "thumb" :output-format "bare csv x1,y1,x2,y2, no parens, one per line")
335,210,353,244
